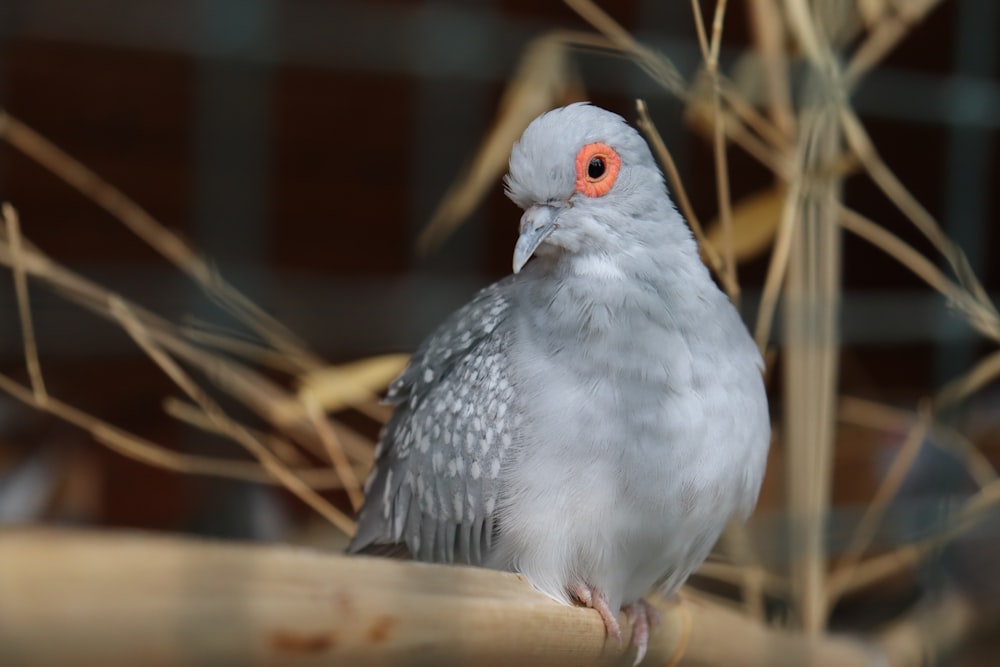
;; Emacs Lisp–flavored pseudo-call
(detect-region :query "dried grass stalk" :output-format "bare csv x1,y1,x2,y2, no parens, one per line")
106,297,355,535
3,204,47,404
0,216,378,479
826,402,932,614
0,109,321,371
0,372,345,489
748,0,796,138
782,105,843,633
635,99,738,299
828,477,1000,599
418,33,585,252
839,396,998,490
696,0,740,302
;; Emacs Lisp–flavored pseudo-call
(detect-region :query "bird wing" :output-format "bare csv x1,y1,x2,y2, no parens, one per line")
349,278,518,564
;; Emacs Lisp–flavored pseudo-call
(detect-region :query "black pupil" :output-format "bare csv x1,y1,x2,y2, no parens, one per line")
587,156,606,179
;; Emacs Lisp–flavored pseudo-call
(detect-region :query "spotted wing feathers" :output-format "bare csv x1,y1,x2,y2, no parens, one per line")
349,279,518,564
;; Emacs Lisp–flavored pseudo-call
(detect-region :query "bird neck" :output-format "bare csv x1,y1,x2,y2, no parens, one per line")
516,235,719,345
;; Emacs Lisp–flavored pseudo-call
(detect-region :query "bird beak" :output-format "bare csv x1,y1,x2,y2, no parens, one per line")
513,204,560,274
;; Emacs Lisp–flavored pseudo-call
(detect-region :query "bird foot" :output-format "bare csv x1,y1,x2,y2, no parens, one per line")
570,584,660,664
569,582,622,646
622,598,659,665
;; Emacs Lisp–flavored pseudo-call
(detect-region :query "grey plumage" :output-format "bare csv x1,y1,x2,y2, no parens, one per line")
349,103,770,660
351,280,517,564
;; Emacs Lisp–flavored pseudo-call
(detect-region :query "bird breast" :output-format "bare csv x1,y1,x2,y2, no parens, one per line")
490,257,768,607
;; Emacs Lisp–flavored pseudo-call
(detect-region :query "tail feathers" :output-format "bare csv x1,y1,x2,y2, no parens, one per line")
349,541,412,559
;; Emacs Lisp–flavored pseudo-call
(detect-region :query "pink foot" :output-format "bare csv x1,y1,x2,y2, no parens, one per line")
569,582,622,645
569,585,661,664
622,599,659,665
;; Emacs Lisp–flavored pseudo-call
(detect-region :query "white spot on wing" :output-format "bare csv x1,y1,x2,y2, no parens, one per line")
381,469,393,518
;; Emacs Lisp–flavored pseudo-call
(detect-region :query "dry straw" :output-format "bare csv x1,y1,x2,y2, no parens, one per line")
0,0,998,663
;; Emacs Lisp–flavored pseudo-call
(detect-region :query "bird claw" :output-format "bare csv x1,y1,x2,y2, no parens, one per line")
570,584,659,663
622,599,658,665
570,582,622,645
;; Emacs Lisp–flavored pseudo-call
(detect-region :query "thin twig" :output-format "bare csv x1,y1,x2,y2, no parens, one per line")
107,297,356,536
695,559,788,596
179,324,306,374
689,0,711,61
829,478,1000,599
559,3,787,178
782,0,830,67
563,0,687,97
304,395,365,511
753,168,803,351
935,348,1000,410
839,106,997,319
0,110,323,372
747,0,796,138
0,232,350,464
718,80,791,153
843,0,947,87
710,96,738,303
635,100,738,300
838,107,950,250
0,371,345,490
826,402,932,614
839,207,1000,342
163,395,371,478
707,0,729,66
838,395,998,490
2,203,47,404
688,97,790,177
700,0,739,302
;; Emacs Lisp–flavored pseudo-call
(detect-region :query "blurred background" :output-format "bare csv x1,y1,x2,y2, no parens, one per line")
0,0,998,656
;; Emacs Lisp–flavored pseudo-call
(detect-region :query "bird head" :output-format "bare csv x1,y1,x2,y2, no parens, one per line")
504,103,672,274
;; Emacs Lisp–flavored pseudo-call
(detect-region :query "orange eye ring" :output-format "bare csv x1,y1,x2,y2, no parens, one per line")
574,142,621,197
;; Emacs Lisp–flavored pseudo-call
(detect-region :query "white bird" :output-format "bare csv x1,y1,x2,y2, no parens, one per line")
350,103,770,664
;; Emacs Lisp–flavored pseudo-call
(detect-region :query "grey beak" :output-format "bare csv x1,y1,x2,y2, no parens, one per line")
513,204,560,274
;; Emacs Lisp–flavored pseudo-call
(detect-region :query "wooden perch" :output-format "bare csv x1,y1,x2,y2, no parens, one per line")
0,529,980,666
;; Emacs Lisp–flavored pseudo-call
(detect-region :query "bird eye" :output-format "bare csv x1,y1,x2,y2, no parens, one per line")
588,157,605,179
574,142,621,197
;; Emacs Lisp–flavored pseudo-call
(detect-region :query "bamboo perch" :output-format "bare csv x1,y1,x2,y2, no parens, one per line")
0,530,980,667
